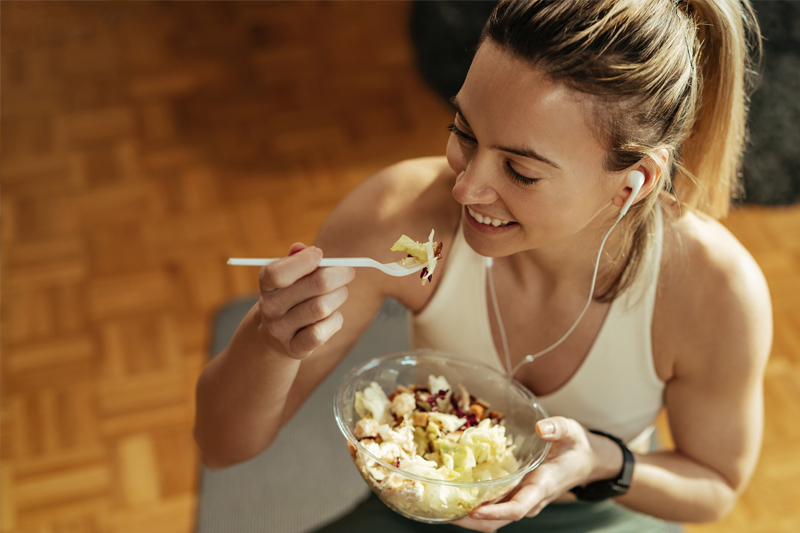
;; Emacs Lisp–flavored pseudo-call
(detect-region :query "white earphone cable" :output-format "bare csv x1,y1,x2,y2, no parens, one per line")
485,256,512,375
487,209,627,378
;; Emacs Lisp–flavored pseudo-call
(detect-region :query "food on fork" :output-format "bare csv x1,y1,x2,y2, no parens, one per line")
391,230,444,286
348,376,518,519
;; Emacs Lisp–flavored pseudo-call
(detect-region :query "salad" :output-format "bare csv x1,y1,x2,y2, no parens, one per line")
391,230,443,286
348,375,520,520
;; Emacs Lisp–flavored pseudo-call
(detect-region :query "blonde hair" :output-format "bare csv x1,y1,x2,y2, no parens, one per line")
481,0,761,300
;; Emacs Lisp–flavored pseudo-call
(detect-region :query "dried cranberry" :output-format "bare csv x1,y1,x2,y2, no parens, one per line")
450,394,466,417
459,414,479,430
425,389,449,412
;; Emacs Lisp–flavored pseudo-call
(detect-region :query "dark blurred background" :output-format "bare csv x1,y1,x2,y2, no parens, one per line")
740,1,800,204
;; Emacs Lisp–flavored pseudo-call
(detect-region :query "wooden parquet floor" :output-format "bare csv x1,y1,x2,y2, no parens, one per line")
1,2,798,532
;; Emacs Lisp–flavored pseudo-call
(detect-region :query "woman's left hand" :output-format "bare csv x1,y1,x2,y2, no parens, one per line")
453,416,616,532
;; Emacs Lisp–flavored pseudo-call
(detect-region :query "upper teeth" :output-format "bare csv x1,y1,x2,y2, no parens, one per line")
467,207,511,227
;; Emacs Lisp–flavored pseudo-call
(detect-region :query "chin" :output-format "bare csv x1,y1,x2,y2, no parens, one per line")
462,226,517,259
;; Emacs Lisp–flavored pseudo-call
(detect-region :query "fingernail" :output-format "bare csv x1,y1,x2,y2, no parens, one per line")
472,511,487,519
311,246,323,259
539,421,555,436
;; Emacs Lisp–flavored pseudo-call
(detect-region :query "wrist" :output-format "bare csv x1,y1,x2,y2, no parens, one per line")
588,430,625,483
571,430,635,502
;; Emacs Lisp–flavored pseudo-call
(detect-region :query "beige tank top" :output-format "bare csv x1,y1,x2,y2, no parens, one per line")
410,210,665,447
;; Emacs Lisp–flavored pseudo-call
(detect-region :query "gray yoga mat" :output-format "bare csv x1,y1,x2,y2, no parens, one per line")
195,297,409,533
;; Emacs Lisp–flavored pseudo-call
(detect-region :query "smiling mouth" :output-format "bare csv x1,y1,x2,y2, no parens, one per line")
467,206,515,227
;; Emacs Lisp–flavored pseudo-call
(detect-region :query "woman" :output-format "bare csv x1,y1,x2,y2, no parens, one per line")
194,1,771,531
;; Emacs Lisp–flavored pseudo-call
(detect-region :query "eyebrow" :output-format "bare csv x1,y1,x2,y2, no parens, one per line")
450,96,563,170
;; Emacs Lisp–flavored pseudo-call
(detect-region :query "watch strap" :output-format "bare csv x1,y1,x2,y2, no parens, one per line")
569,429,634,502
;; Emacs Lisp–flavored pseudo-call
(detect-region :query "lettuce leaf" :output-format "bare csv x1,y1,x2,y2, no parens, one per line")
354,382,393,425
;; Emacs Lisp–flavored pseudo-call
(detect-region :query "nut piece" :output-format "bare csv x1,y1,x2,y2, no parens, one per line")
474,398,491,410
469,403,487,421
412,411,429,427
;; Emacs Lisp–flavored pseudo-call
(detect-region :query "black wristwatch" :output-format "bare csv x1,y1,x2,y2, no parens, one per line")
569,429,634,502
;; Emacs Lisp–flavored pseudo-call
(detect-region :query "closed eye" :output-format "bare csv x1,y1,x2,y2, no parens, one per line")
449,123,540,186
505,161,540,186
447,123,476,144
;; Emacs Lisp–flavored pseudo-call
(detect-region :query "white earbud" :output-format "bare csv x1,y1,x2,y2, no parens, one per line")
619,170,645,217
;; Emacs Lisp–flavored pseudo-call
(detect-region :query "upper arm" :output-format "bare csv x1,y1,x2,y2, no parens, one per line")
660,217,772,493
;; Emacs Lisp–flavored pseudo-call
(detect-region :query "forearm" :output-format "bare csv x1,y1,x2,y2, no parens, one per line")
615,450,737,522
194,305,301,469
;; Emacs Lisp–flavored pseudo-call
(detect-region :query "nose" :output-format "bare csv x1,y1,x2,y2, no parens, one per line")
452,166,500,206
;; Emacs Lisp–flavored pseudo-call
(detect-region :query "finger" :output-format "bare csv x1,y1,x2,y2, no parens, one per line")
259,245,322,291
287,242,307,256
260,266,355,320
270,286,349,341
536,416,579,442
471,483,546,521
289,310,344,356
452,515,511,532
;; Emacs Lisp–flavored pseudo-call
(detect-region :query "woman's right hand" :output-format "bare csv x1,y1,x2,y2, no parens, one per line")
257,242,356,360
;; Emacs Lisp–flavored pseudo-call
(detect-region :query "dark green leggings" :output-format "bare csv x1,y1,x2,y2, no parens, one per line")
315,493,677,533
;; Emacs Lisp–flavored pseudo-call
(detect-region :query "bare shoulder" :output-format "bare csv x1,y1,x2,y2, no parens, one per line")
661,207,769,305
315,156,462,306
654,204,773,381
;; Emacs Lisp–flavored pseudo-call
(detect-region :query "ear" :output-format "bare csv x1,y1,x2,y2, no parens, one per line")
611,149,668,210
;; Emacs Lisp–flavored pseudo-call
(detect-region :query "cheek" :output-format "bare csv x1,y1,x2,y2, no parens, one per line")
529,191,603,239
512,188,582,235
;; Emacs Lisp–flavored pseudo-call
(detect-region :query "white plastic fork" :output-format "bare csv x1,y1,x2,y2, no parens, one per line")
226,257,429,277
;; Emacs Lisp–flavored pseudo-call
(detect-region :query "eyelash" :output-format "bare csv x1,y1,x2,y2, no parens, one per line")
447,123,474,143
446,123,540,186
504,162,540,186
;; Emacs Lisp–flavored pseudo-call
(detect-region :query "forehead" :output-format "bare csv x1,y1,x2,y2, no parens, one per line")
458,41,605,169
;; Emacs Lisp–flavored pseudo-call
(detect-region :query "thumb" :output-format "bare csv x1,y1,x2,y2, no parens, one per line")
536,416,582,442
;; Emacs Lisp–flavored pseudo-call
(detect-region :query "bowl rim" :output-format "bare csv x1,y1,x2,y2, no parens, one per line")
334,349,551,488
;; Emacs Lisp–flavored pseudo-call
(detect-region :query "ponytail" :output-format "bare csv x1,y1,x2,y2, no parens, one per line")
676,0,761,218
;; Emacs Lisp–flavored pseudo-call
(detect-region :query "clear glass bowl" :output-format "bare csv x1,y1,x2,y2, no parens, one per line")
334,350,551,523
